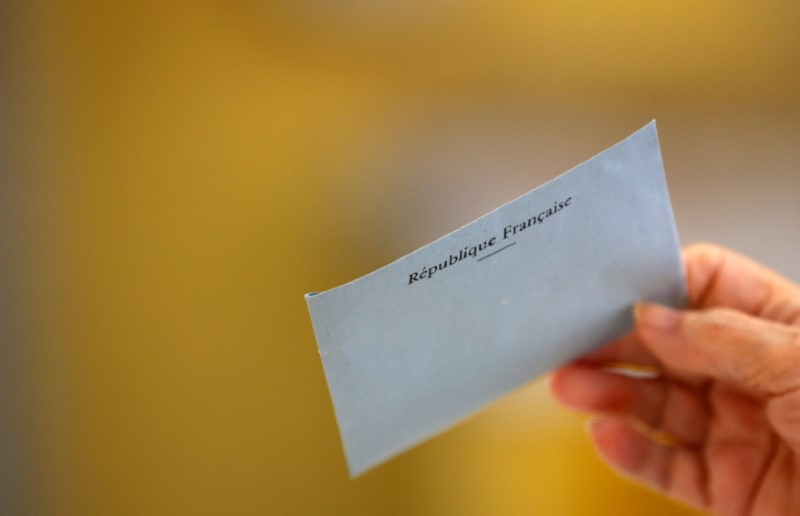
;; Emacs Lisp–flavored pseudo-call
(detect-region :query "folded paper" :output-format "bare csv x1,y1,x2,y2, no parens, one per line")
305,121,685,476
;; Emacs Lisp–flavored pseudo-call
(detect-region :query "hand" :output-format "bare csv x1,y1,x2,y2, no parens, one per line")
551,244,800,515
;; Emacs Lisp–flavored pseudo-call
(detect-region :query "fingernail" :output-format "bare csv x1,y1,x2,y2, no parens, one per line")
634,302,683,332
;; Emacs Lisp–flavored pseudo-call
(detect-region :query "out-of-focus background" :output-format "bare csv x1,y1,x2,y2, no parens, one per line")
4,1,800,514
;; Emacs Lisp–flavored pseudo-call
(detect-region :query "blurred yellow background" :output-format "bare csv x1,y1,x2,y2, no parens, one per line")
5,1,800,514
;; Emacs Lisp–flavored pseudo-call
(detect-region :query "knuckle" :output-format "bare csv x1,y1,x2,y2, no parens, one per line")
691,307,740,339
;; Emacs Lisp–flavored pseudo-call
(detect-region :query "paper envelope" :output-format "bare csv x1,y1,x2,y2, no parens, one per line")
305,121,685,476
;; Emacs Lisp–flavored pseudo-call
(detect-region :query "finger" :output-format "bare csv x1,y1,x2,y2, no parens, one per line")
635,302,800,396
705,385,775,516
750,444,800,516
579,331,700,387
581,331,660,368
684,243,800,323
588,418,708,511
551,364,708,446
766,390,800,455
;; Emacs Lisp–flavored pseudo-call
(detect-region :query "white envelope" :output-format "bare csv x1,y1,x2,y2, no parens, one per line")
305,121,685,476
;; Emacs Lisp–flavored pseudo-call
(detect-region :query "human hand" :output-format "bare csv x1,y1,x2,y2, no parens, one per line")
551,244,800,515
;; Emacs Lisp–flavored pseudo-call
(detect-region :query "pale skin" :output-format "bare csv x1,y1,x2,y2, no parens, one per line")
551,244,800,515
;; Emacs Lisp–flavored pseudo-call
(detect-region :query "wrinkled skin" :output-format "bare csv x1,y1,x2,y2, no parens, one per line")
551,244,800,515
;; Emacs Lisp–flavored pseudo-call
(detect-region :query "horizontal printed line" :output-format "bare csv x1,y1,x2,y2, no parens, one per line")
476,241,517,262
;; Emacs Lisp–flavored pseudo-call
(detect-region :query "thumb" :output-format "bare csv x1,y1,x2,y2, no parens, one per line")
634,303,800,396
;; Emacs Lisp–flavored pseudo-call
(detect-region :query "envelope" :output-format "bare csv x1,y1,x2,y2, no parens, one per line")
305,121,685,476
